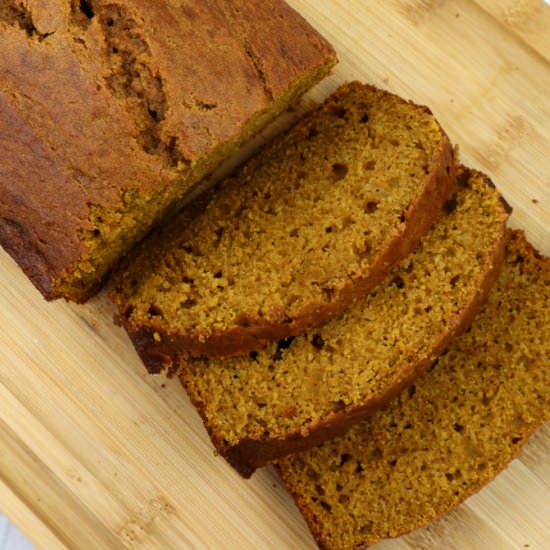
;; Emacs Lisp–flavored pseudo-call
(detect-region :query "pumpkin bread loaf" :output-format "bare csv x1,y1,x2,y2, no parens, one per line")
0,0,336,301
111,82,456,363
178,167,510,476
277,231,550,550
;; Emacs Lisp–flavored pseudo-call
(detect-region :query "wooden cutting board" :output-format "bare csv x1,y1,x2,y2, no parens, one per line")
1,1,549,548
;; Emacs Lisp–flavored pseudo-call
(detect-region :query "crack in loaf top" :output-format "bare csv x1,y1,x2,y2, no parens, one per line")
0,0,335,293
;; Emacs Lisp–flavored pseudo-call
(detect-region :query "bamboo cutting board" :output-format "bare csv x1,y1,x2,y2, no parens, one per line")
1,1,549,548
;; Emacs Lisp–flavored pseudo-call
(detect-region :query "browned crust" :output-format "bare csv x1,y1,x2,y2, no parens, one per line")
115,97,457,368
0,216,55,299
1,0,336,302
0,214,105,303
179,168,510,477
0,217,107,303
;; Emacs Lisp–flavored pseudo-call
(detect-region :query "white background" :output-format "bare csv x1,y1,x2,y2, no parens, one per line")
0,515,33,550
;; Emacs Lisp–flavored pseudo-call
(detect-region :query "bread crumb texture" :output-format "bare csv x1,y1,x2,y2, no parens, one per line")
277,231,550,550
179,167,509,470
113,82,453,356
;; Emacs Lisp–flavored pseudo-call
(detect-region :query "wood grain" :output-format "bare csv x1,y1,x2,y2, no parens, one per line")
1,1,549,548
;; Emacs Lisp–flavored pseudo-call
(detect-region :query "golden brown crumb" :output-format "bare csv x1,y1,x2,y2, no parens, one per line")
112,82,454,358
178,167,509,475
277,231,550,549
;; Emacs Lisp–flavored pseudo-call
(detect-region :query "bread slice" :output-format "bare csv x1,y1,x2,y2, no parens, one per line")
111,82,456,362
0,0,336,301
276,231,550,550
178,167,510,476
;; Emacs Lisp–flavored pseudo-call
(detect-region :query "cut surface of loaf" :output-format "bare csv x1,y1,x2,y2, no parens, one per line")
112,82,456,362
277,231,550,550
0,0,336,301
178,167,510,476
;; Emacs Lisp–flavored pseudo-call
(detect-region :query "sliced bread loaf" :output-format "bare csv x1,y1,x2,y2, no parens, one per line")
276,231,550,550
0,0,336,301
111,82,456,363
179,167,510,476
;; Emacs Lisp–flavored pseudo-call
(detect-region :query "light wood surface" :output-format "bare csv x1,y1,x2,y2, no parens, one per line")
1,1,549,548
